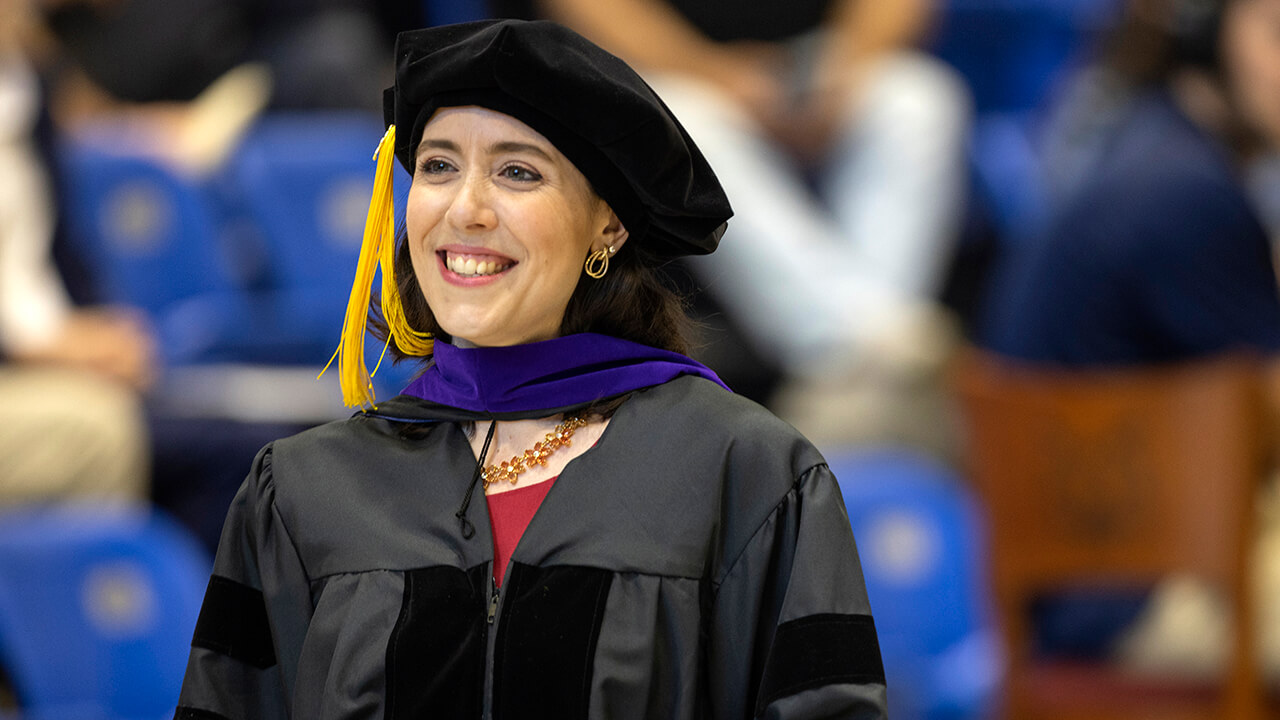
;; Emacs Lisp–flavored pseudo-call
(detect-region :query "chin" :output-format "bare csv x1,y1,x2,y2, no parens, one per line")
433,311,497,347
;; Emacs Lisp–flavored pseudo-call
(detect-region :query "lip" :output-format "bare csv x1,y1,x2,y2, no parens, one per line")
436,245,517,287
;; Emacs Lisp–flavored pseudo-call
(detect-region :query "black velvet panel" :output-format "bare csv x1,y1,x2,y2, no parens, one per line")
493,563,614,720
385,564,490,720
190,575,277,669
755,613,885,714
174,708,232,720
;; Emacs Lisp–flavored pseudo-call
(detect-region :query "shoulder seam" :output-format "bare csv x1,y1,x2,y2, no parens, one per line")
258,444,313,583
711,462,827,592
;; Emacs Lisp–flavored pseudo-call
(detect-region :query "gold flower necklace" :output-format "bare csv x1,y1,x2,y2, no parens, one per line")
481,415,588,492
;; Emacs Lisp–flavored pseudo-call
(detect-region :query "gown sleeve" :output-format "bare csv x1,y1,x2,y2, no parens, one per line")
174,444,313,720
708,462,888,720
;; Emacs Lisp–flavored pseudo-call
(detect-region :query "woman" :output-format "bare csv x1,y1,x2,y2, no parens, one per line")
176,19,886,719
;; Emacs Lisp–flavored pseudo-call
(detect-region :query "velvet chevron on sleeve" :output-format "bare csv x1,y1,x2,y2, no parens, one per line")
176,446,299,720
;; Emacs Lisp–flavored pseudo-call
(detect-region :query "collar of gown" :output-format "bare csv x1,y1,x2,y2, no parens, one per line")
399,332,729,415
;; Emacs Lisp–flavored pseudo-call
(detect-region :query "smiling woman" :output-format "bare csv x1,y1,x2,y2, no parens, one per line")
406,107,627,348
175,19,888,720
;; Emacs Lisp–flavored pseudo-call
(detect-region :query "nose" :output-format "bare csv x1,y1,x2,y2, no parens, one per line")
444,173,498,231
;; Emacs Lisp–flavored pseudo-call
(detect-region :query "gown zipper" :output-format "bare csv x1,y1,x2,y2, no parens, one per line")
483,571,502,719
487,574,500,624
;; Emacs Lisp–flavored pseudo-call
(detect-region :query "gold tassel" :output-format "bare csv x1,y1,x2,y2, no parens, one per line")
320,124,433,408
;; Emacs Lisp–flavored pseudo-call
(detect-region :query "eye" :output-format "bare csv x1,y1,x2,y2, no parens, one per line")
418,158,456,176
499,164,542,183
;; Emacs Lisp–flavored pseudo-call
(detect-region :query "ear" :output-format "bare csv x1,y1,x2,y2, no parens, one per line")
595,207,630,255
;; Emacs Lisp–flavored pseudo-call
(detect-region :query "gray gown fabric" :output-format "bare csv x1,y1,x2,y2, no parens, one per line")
175,375,888,719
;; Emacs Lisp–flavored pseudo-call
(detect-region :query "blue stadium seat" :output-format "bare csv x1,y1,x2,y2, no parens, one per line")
0,504,210,720
931,0,1122,246
56,144,246,315
56,119,419,398
227,112,418,397
931,0,1119,116
54,140,303,366
229,113,389,298
830,449,1003,720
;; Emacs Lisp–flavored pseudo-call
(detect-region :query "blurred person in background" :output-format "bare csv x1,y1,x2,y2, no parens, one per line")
499,0,971,456
39,0,395,170
980,0,1280,681
9,0,276,552
0,0,151,503
26,0,404,550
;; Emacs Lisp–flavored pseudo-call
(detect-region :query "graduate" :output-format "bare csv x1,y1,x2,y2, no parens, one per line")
176,19,886,719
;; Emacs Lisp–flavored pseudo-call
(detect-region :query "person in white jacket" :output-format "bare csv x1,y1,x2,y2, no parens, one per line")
0,10,151,503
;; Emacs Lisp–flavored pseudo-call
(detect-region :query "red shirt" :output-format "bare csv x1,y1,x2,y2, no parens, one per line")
485,476,556,587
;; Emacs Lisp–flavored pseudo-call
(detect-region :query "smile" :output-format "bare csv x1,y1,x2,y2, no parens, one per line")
440,250,515,278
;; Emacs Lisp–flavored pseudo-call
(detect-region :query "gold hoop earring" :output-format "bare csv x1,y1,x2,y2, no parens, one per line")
585,246,613,279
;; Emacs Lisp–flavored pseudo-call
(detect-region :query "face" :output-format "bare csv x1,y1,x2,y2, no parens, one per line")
1221,0,1280,150
406,106,627,347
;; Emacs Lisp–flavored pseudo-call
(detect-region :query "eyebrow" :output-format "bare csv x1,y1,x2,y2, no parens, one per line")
418,138,461,153
417,138,555,163
490,141,554,162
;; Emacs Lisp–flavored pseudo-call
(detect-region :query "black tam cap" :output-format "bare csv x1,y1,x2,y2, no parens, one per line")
384,19,732,258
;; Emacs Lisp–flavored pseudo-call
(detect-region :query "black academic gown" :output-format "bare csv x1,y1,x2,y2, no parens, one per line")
175,375,888,719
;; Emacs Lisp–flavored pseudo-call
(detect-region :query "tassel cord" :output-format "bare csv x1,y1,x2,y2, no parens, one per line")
319,124,432,408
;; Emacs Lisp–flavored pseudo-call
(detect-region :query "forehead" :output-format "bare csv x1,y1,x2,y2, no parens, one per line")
415,105,602,204
418,106,555,153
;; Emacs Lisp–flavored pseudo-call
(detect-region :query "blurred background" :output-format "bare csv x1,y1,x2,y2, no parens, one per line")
2,0,1279,717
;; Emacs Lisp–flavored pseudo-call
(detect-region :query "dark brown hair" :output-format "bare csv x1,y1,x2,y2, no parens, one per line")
369,229,694,364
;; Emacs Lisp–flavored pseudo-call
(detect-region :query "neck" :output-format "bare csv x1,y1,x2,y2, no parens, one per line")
449,333,561,350
470,412,608,495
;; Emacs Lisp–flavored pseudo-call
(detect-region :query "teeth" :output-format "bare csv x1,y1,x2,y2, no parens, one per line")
447,254,506,277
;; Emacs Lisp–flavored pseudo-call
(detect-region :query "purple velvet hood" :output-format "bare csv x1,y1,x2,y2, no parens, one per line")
400,333,728,415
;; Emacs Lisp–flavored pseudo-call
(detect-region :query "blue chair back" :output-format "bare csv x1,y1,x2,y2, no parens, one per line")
56,144,245,316
931,0,1120,116
931,0,1123,245
229,113,398,293
830,449,1002,720
227,112,418,395
0,505,210,720
55,141,288,366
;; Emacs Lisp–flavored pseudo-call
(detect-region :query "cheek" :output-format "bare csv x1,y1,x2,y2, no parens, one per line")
543,221,594,284
406,239,434,285
522,213,592,311
404,188,433,242
525,238,585,303
405,190,444,270
402,215,435,304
